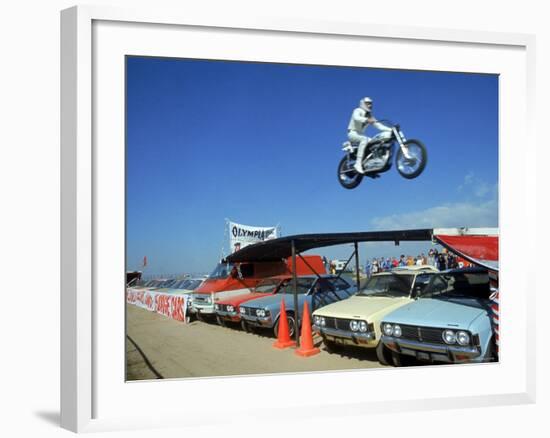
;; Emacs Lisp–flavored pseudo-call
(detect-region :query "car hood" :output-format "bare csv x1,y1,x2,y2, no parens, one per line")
217,292,273,307
160,288,192,295
384,298,490,329
241,293,304,311
313,295,411,320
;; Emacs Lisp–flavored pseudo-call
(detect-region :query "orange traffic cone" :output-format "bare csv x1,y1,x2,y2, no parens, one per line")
273,299,296,349
295,301,320,357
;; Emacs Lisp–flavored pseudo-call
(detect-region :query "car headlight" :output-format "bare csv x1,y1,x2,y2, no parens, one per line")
314,315,321,326
349,320,359,331
320,317,326,327
240,307,246,314
393,325,402,337
456,331,470,346
359,321,368,333
256,309,266,317
227,305,234,313
443,329,457,344
382,323,393,336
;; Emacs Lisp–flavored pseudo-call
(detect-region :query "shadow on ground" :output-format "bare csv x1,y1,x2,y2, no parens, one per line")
34,411,59,427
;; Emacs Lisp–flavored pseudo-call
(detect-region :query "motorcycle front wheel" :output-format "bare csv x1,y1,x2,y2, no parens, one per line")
396,139,428,179
337,156,363,189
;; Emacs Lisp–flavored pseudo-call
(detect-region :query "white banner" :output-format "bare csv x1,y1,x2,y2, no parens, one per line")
228,220,278,252
126,289,188,323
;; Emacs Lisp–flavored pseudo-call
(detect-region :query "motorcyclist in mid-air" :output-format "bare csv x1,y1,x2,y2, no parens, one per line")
347,96,392,174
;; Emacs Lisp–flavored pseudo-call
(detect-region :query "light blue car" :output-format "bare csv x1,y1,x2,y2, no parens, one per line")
380,267,498,366
239,275,356,338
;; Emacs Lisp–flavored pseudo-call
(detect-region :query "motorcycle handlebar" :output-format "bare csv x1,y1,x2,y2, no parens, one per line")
376,119,395,127
376,119,400,131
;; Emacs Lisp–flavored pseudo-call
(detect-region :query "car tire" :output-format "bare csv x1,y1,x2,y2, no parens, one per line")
483,337,498,362
323,339,342,354
376,341,393,366
391,351,415,367
215,315,226,327
241,319,251,333
274,313,296,339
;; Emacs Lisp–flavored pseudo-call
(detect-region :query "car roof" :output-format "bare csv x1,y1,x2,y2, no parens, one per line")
442,267,488,274
257,275,291,280
295,274,345,279
390,265,439,273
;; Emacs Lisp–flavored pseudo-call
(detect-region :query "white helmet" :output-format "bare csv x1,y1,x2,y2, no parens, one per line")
359,96,373,112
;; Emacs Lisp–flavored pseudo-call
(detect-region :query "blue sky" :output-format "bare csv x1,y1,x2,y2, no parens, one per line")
126,56,498,275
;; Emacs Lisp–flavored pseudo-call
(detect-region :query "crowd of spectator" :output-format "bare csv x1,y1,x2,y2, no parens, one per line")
362,248,470,278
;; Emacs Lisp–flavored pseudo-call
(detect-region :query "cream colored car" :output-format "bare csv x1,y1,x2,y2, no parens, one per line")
312,265,438,365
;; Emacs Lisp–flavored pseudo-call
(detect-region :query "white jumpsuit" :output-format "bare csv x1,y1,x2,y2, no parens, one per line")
347,107,391,171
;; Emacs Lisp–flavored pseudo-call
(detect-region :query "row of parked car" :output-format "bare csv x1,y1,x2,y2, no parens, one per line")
312,265,498,366
131,255,498,367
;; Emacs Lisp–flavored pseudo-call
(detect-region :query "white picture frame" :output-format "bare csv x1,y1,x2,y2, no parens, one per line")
61,4,536,433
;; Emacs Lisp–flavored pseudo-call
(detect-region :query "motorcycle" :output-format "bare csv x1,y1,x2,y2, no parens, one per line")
337,121,427,189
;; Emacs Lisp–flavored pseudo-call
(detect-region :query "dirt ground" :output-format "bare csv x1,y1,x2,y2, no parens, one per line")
126,303,386,380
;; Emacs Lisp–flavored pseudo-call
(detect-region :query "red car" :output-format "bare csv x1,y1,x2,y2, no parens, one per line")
191,255,326,319
214,275,291,327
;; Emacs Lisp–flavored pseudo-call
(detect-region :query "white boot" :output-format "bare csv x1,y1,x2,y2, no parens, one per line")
354,143,366,173
354,155,364,173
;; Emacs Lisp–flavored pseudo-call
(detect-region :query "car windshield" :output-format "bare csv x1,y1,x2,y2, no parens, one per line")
145,279,164,287
171,279,190,289
421,271,490,299
185,279,203,290
277,278,315,295
159,279,177,288
356,273,414,298
209,263,234,279
254,278,286,293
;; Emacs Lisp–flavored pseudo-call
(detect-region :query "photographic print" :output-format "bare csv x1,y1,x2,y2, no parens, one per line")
125,56,499,380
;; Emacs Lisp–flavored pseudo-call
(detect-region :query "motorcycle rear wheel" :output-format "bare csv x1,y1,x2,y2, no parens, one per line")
337,156,363,189
396,139,427,179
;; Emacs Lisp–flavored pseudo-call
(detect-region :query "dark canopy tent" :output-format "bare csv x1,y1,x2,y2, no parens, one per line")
224,229,434,264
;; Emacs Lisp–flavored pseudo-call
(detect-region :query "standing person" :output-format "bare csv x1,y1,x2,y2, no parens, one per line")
347,97,393,173
371,259,379,275
365,259,372,279
428,249,436,267
447,252,457,269
437,252,447,271
322,256,329,272
399,254,406,267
